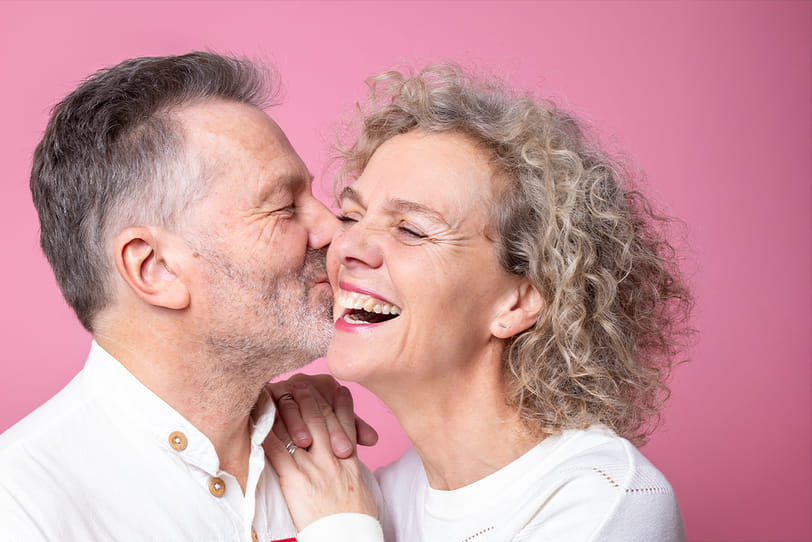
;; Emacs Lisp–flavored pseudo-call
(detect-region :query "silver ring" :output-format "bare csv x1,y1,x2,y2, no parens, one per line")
284,440,297,455
277,392,294,404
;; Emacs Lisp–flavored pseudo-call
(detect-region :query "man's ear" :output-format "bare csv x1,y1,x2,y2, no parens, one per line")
490,279,543,339
113,227,191,310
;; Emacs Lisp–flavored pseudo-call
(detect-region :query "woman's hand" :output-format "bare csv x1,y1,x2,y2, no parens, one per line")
267,374,378,458
264,380,379,530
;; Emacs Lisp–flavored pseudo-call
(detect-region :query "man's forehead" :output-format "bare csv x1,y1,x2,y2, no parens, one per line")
175,100,306,177
175,99,289,149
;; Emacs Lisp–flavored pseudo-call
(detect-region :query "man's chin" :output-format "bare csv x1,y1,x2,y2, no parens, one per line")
311,281,334,302
311,288,335,324
307,318,334,359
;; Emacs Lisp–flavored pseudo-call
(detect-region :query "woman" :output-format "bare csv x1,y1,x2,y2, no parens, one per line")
267,64,693,542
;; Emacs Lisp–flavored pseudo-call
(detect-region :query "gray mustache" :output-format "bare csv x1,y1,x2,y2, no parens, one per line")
302,248,328,283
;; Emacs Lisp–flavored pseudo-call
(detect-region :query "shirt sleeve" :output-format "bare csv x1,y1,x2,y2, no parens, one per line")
296,513,384,542
589,488,686,542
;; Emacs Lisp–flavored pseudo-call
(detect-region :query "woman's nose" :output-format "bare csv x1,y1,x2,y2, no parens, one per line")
331,219,384,269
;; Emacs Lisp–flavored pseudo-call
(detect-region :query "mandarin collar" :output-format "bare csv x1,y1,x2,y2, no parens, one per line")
82,340,277,476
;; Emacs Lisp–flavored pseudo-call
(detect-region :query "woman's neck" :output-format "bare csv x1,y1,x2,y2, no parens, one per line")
370,357,543,490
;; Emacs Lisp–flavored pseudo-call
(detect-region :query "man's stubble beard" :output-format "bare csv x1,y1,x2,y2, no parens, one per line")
193,245,334,414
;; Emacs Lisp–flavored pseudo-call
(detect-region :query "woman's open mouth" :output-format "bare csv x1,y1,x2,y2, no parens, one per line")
336,289,401,325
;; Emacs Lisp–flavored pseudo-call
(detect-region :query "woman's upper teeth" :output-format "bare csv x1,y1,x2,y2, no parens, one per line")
339,290,401,315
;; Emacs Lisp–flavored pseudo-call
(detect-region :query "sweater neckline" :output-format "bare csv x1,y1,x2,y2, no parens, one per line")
423,430,577,520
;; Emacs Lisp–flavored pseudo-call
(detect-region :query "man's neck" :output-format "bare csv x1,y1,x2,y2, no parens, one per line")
94,332,262,493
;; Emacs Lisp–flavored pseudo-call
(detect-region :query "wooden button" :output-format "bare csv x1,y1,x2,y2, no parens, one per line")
251,527,258,542
168,431,187,451
208,477,226,497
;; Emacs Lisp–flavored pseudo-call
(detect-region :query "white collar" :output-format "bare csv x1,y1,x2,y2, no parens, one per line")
82,340,277,476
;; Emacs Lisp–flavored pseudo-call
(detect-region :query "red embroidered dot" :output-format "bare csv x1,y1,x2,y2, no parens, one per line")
461,526,494,541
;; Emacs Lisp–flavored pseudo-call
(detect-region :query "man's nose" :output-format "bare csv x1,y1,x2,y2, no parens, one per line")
307,198,340,249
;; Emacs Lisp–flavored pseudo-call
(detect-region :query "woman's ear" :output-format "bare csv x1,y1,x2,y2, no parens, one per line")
114,227,191,310
490,279,543,339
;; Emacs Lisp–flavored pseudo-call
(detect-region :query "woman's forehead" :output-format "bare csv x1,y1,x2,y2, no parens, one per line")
350,131,498,218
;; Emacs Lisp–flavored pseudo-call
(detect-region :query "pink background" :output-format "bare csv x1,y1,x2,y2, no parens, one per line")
1,2,809,540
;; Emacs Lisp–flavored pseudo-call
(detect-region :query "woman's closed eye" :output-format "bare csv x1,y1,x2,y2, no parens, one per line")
338,212,428,240
397,223,427,239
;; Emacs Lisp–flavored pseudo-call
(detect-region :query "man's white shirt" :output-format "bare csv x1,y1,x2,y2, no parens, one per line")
0,341,382,542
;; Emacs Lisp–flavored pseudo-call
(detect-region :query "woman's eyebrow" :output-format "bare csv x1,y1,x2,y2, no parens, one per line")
339,186,364,207
385,198,450,227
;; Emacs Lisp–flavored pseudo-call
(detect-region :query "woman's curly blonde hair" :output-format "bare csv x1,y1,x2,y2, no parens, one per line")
335,64,694,445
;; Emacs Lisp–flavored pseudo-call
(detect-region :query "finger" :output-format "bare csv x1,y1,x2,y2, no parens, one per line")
268,373,331,400
268,374,339,448
274,389,313,449
291,382,353,458
307,374,341,405
332,386,358,445
307,377,358,454
263,430,298,474
266,379,293,401
270,409,295,453
289,382,330,449
280,373,340,400
319,386,355,458
355,415,379,447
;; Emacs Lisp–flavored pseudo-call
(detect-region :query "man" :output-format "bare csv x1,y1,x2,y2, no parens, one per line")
0,52,381,541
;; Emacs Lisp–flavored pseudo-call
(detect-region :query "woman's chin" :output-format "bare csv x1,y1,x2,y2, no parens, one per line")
324,344,372,384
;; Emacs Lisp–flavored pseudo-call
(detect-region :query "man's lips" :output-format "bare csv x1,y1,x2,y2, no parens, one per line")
312,274,332,288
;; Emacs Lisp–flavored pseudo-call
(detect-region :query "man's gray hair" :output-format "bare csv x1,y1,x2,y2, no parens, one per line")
30,51,276,331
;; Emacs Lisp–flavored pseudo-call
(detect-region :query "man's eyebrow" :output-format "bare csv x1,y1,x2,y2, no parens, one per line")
282,172,314,188
340,186,449,226
260,172,314,201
